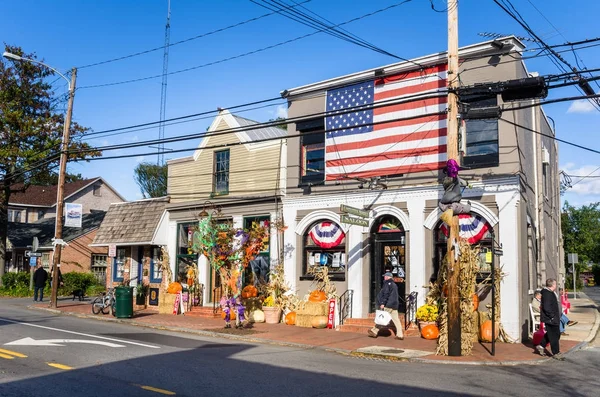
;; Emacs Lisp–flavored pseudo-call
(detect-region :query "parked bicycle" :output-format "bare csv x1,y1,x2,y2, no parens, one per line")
91,288,115,316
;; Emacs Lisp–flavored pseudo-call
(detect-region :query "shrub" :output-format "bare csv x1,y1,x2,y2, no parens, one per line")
565,274,584,291
1,272,30,290
86,284,106,297
60,272,99,296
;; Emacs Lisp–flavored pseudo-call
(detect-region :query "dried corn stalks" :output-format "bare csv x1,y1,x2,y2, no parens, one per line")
307,266,338,298
160,246,173,293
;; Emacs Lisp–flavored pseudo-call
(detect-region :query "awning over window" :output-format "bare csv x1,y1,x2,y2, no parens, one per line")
441,214,490,244
308,221,345,248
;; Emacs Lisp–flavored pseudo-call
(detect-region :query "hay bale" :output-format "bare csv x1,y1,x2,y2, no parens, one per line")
295,314,316,328
297,301,327,316
159,293,178,314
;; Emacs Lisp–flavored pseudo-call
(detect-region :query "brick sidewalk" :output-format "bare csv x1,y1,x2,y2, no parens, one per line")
30,300,584,364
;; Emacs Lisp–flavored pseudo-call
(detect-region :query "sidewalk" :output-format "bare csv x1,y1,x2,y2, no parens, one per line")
27,291,599,365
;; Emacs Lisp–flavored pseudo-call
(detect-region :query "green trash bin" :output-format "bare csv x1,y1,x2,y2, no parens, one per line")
115,286,134,318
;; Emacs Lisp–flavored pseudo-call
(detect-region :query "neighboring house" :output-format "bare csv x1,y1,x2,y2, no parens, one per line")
8,177,126,223
279,36,561,341
90,197,170,302
7,211,108,283
166,109,287,306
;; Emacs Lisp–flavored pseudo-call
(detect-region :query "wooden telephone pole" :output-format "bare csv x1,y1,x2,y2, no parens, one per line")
446,0,461,356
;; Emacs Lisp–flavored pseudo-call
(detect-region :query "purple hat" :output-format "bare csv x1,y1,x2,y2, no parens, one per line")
444,159,462,178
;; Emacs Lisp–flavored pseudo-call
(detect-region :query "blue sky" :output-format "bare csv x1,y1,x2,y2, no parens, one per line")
1,0,598,204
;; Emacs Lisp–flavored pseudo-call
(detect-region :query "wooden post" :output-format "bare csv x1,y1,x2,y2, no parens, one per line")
446,0,461,356
50,68,77,309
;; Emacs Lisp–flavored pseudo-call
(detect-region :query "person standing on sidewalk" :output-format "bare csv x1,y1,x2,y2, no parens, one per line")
536,278,564,360
33,264,48,302
368,272,404,340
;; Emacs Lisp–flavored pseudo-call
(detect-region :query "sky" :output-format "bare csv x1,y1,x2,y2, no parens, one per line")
1,0,599,205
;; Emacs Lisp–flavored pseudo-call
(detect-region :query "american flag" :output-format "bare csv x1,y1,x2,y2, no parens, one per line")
325,64,448,181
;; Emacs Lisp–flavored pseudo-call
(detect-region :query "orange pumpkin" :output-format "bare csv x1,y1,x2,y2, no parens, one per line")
167,282,182,294
479,320,499,342
472,293,480,312
311,315,328,329
421,324,439,340
285,311,297,325
221,311,237,321
241,285,258,299
308,290,327,303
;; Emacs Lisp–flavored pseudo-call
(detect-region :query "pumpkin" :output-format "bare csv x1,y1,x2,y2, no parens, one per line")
311,316,328,329
241,285,258,299
472,293,480,312
479,320,499,342
167,282,182,294
221,310,237,321
285,311,297,325
421,324,439,340
308,290,327,303
249,309,265,323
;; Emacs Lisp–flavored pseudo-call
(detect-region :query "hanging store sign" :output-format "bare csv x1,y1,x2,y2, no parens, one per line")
340,204,370,219
64,203,83,228
340,214,369,227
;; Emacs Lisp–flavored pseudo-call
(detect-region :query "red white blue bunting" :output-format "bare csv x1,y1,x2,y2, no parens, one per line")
441,214,490,244
309,221,345,248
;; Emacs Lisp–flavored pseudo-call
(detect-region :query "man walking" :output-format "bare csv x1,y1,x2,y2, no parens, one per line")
536,278,564,360
33,264,48,302
368,272,404,340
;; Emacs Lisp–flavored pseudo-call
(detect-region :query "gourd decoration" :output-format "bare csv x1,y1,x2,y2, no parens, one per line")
421,324,440,340
479,320,499,342
308,290,327,303
311,316,328,329
285,311,297,325
167,282,182,294
241,285,258,299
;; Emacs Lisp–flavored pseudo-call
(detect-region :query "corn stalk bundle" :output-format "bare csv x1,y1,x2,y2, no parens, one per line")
458,241,479,355
435,256,449,356
307,266,338,298
160,246,173,293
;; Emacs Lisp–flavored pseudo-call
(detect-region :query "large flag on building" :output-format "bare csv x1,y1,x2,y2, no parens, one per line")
325,64,448,181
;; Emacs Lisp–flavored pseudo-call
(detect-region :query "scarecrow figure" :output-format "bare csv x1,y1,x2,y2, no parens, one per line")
439,159,471,224
220,295,246,329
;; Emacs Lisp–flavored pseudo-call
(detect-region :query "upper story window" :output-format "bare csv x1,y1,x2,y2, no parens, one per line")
462,97,499,168
93,184,102,197
213,149,230,195
8,209,22,223
298,118,325,185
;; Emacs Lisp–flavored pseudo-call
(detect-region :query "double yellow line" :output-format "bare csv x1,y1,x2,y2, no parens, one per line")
0,348,27,360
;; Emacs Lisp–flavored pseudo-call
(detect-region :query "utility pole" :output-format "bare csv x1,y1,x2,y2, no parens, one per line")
50,68,77,309
446,0,461,357
158,0,172,165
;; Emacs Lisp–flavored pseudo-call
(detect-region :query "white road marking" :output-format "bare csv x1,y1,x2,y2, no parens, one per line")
0,317,160,349
6,337,125,348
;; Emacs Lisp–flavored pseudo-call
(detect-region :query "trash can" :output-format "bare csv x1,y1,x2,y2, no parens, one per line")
115,286,134,318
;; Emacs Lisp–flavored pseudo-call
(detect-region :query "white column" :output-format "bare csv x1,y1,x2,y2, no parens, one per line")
346,225,365,318
269,212,279,266
283,206,297,292
198,254,210,305
232,215,243,229
496,191,521,340
167,221,178,283
407,199,427,307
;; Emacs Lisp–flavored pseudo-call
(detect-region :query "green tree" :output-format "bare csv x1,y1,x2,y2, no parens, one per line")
561,201,600,273
134,162,167,198
269,117,287,131
0,45,99,283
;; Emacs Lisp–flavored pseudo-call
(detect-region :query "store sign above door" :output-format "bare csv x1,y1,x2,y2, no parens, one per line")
340,214,369,227
340,204,370,219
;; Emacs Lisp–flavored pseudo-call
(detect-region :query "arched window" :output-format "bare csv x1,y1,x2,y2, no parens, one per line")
432,213,493,282
302,220,346,280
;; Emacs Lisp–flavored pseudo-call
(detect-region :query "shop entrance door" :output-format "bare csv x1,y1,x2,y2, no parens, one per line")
370,233,406,313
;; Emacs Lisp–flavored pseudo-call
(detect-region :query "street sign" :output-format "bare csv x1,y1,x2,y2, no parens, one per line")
109,244,117,257
25,251,42,258
29,257,37,266
567,253,578,264
340,204,370,219
340,214,369,227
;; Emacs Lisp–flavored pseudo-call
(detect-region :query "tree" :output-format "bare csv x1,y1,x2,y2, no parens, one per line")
269,117,287,131
561,201,600,273
27,172,84,186
0,45,99,282
134,163,167,198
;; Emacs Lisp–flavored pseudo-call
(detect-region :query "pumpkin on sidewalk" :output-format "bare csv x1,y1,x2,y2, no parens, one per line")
421,324,440,340
285,311,297,325
311,316,328,329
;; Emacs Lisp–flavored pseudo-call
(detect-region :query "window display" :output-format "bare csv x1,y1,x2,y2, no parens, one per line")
304,220,346,278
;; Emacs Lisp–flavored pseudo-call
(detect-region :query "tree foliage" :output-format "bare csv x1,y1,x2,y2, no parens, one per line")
0,45,99,281
269,117,287,131
134,162,167,198
561,201,600,270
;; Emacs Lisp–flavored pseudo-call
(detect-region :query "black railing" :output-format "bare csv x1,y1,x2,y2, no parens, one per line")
338,289,354,325
212,286,223,314
404,291,418,330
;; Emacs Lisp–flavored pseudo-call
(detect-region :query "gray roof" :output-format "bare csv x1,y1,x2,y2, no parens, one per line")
8,211,106,250
91,197,169,245
232,114,287,141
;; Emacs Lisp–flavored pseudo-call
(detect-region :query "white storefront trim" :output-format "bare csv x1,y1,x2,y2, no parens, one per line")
423,201,500,230
294,209,348,235
370,205,410,231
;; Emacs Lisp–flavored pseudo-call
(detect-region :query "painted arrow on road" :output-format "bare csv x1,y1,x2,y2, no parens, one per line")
5,337,125,348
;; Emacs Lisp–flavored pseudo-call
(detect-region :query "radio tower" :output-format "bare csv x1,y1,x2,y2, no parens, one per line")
158,0,171,165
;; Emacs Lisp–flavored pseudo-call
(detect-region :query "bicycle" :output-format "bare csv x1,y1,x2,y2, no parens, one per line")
91,288,115,316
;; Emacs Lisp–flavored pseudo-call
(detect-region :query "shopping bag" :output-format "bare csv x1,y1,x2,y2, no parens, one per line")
374,310,392,326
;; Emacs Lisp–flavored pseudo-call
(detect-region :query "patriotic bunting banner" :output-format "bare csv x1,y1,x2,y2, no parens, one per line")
440,214,490,244
309,221,345,248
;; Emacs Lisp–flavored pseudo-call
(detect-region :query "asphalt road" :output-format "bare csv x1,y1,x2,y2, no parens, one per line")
1,296,599,397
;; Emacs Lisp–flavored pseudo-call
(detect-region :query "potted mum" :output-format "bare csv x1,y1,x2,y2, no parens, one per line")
262,295,281,324
416,304,438,329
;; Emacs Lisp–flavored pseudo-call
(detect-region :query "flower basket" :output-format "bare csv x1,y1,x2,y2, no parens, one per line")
263,307,282,324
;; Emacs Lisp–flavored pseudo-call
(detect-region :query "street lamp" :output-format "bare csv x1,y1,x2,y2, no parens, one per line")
3,51,77,309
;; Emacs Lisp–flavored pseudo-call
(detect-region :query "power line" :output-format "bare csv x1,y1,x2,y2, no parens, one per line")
503,93,600,111
78,1,415,89
76,0,313,69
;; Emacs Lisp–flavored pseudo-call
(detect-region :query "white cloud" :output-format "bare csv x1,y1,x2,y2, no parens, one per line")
276,104,288,119
561,163,600,196
567,100,597,114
